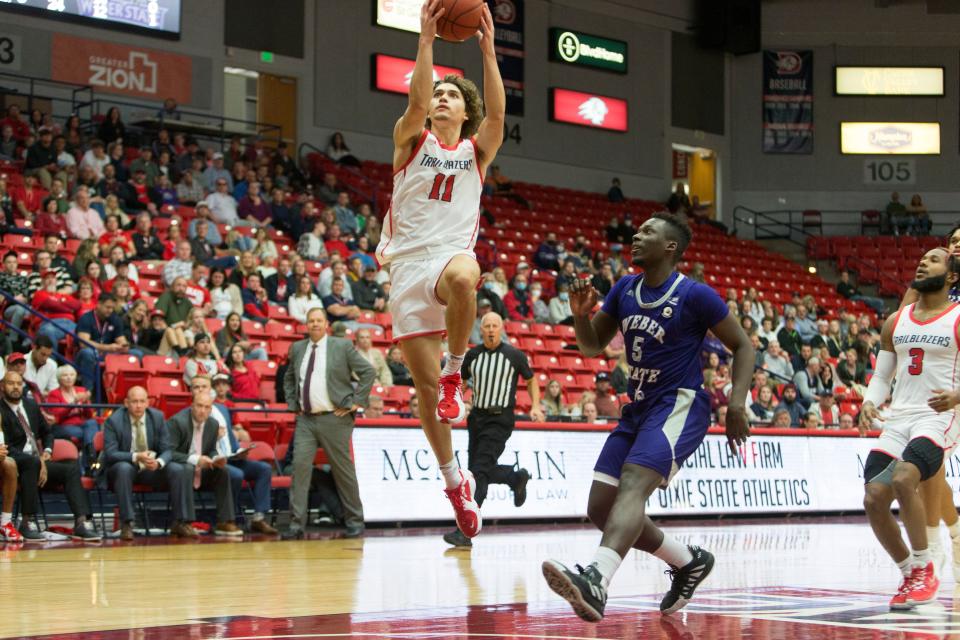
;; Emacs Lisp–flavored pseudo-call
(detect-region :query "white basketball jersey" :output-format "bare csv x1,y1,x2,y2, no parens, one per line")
890,303,960,414
376,130,483,265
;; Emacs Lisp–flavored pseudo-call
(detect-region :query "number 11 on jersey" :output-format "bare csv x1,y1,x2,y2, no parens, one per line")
428,174,455,202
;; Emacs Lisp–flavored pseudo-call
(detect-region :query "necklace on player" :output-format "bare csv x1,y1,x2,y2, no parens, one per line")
635,273,685,309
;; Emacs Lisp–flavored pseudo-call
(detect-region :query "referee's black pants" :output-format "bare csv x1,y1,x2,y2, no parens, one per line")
467,410,517,507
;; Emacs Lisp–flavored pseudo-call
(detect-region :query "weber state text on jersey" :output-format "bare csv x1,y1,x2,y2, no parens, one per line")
376,129,484,265
601,272,729,404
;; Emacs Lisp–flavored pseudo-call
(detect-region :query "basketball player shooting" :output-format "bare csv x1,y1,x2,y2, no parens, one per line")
375,0,504,539
542,213,754,622
860,247,960,610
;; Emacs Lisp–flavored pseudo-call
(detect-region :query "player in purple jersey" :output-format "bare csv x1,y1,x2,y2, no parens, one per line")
542,212,754,622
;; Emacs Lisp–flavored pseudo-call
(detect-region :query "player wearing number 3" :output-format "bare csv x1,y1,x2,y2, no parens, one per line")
375,0,504,539
860,247,960,610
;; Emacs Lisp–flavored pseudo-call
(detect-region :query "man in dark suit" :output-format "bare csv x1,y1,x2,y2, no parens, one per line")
0,371,100,541
167,392,242,537
281,308,375,539
102,386,195,540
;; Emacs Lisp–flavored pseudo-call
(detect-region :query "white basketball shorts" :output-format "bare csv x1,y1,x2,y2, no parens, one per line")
873,409,960,459
388,251,476,341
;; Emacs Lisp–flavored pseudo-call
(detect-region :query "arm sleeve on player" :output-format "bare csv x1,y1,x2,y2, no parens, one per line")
863,350,896,407
600,275,630,317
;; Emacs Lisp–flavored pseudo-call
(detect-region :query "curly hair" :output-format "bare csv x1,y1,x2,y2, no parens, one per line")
426,75,485,139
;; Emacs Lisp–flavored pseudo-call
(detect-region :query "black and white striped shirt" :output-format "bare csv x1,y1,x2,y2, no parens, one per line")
462,341,534,411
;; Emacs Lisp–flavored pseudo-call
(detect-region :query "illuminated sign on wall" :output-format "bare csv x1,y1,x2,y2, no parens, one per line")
549,28,627,73
375,0,424,33
835,67,944,96
550,88,627,132
372,53,464,95
840,122,941,155
0,0,181,39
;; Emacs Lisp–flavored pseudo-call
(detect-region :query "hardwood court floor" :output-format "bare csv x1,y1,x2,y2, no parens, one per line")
2,518,959,639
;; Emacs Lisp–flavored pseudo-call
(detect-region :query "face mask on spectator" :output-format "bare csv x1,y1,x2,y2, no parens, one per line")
559,292,569,302
530,287,542,299
484,281,496,292
515,282,527,292
610,244,622,252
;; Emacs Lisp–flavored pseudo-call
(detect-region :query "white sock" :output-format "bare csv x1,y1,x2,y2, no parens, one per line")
652,534,694,568
591,546,623,589
897,555,914,577
0,512,10,527
440,458,461,490
927,526,942,549
913,548,932,567
441,353,465,377
949,521,960,539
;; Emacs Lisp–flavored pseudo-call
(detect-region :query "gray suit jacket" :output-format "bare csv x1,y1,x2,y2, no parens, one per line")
102,407,172,468
166,408,221,464
283,336,376,413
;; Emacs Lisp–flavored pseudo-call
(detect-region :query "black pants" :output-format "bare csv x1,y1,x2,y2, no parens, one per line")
107,461,191,523
10,451,90,518
467,411,517,507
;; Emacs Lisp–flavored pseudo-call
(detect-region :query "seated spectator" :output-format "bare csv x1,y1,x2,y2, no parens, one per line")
775,384,805,426
503,273,534,321
324,223,351,258
98,214,134,258
776,315,802,359
25,129,67,190
104,247,139,284
610,353,630,395
0,251,29,334
32,269,81,348
333,191,358,236
203,152,232,192
174,164,204,206
76,292,139,394
792,354,824,409
128,213,163,261
215,312,268,361
555,260,578,291
535,232,561,271
12,174,43,221
317,171,340,206
548,283,573,325
837,347,867,390
885,191,910,236
793,304,817,344
353,266,387,312
83,260,108,296
355,328,391,386
771,408,792,428
188,202,223,246
791,342,815,376
749,385,778,424
64,187,105,241
288,274,324,324
484,165,529,208
121,300,154,355
265,256,293,304
839,412,855,430
836,270,884,315
241,272,271,322
73,277,97,317
24,335,58,398
162,240,196,286
227,251,260,289
252,227,278,264
322,277,379,331
208,177,250,227
125,168,160,214
182,333,223,386
593,372,620,417
802,411,822,431
327,131,360,167
298,218,328,262
190,219,236,270
607,177,624,203
540,379,565,417
666,182,691,213
816,392,840,427
906,193,931,236
0,124,16,160
530,281,550,324
45,364,99,470
128,146,158,187
592,262,616,298
238,181,272,227
387,345,414,387
151,173,177,208
208,268,244,320
225,344,261,400
0,105,29,141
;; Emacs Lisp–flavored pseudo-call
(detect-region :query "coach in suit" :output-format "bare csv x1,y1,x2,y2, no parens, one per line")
281,307,375,539
0,371,100,541
102,386,194,540
167,392,242,537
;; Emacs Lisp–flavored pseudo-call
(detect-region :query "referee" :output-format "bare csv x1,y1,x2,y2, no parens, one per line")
444,311,546,548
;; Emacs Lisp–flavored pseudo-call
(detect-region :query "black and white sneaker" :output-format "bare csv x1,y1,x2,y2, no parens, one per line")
18,520,45,543
542,560,607,622
71,521,102,542
443,528,473,548
660,546,714,615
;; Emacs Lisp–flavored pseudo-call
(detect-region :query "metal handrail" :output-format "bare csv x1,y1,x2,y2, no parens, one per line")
0,287,103,400
297,142,382,213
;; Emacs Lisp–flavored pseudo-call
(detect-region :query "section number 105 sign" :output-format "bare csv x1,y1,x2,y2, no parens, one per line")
863,159,915,185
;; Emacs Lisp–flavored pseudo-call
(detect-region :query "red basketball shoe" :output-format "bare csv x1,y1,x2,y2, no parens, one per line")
889,574,913,610
905,562,940,606
436,372,465,423
0,521,22,543
444,469,482,538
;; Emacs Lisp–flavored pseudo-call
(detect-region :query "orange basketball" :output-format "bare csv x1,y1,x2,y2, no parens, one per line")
436,0,485,42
